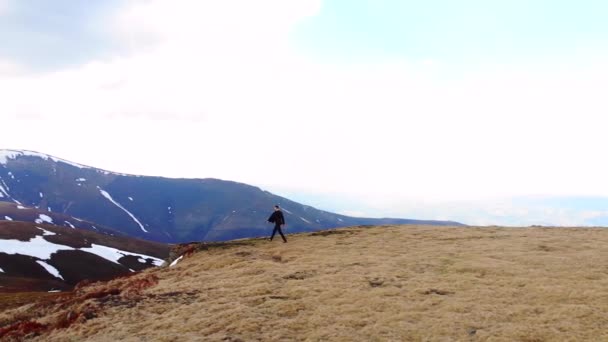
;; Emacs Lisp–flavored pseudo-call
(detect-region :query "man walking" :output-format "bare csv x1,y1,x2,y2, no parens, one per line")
267,205,287,243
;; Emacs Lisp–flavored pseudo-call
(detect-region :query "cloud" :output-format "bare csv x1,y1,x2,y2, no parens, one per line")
338,196,608,226
338,210,368,218
0,0,324,119
2,0,608,212
106,0,323,68
0,58,23,76
0,1,8,15
0,0,124,71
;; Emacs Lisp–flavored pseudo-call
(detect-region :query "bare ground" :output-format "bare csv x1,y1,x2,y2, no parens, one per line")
2,225,608,341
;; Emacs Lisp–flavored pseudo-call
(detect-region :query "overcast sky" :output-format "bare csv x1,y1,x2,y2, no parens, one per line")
2,0,608,225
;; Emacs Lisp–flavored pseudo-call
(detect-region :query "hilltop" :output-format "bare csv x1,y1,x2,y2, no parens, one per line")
2,225,608,341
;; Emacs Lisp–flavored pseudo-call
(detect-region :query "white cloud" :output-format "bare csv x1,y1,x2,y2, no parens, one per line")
0,58,23,76
0,0,9,16
111,0,321,42
2,0,608,218
338,210,368,218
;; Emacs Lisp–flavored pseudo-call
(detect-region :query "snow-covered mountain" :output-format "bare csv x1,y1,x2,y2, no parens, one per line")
0,221,168,292
0,149,462,243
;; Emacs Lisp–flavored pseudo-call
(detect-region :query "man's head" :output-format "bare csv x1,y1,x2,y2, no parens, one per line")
274,205,280,211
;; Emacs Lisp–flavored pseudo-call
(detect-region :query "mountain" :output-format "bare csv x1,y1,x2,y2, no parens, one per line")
0,221,169,292
1,225,606,341
0,149,462,243
0,202,125,236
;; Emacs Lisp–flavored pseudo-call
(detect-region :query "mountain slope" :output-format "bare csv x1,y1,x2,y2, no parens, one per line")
0,202,124,236
0,149,462,243
0,221,169,292
1,225,607,341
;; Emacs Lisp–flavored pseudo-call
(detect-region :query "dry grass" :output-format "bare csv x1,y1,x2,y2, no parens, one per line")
0,293,62,312
3,225,608,341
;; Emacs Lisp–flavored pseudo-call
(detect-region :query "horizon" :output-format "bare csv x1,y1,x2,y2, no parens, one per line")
3,148,608,227
2,1,608,226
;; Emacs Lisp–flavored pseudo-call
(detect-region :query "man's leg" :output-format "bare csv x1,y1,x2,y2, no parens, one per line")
278,226,287,243
270,226,278,241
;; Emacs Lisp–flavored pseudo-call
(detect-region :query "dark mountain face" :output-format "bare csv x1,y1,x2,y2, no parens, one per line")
0,202,125,236
0,150,462,243
0,221,169,292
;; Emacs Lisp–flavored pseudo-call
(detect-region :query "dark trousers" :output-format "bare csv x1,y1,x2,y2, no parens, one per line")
270,224,287,242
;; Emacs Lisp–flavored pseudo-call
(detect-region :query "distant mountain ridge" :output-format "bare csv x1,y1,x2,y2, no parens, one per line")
0,149,462,243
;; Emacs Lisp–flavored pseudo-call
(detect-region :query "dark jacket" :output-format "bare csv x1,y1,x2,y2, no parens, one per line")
268,211,285,225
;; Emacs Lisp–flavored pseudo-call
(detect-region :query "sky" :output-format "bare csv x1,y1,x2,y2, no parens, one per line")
1,0,608,226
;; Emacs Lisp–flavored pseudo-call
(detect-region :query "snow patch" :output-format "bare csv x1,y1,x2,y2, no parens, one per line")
0,235,65,259
0,267,4,273
64,221,75,229
99,188,148,233
83,244,164,266
300,217,312,224
128,197,133,201
17,206,26,210
0,183,9,198
282,208,293,214
39,192,43,198
36,260,64,280
38,214,53,224
338,218,344,222
4,216,13,221
76,178,86,182
0,150,128,176
37,227,56,236
0,178,9,191
170,255,184,267
0,234,163,268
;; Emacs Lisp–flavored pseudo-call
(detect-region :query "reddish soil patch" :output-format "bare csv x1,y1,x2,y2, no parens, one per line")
0,273,160,340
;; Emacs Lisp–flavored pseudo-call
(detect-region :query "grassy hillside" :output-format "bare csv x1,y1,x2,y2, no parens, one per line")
2,225,608,341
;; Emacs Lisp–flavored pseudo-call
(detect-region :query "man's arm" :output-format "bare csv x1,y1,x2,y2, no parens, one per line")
268,212,276,223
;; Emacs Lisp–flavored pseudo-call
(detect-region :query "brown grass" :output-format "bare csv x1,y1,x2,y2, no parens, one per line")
3,225,608,341
0,293,62,312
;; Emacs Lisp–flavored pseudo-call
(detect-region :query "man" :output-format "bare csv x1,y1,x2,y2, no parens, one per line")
267,205,287,243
